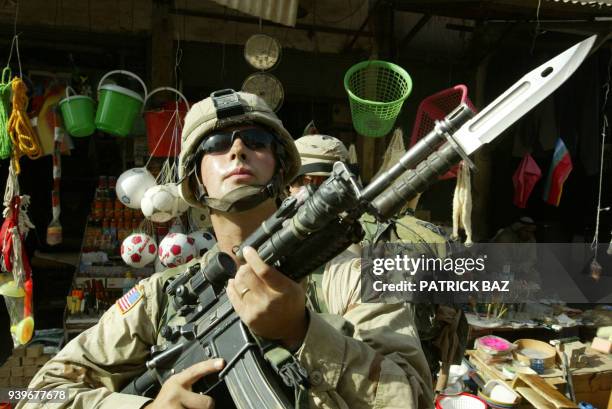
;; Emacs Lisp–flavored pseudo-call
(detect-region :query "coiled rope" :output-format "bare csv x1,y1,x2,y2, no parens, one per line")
7,77,42,173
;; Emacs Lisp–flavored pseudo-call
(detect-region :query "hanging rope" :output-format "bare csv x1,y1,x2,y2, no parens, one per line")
0,68,13,160
7,77,42,173
590,53,611,256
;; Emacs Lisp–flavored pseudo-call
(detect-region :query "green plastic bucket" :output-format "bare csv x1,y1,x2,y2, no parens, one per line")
59,87,96,137
95,70,147,137
344,60,412,138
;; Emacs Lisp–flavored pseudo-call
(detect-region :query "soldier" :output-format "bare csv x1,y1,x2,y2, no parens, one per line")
19,91,433,409
291,133,466,386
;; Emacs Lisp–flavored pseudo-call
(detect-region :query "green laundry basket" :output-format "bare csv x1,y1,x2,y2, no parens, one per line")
344,60,412,138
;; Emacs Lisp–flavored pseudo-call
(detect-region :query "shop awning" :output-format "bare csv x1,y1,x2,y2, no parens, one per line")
209,0,299,27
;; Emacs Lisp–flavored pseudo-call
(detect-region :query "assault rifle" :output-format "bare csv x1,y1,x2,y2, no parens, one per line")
122,36,595,408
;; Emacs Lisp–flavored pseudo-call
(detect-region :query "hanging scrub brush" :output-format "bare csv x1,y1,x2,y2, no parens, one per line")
46,111,63,245
451,161,474,246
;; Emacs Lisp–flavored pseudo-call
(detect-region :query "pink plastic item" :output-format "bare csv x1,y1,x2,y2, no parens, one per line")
475,335,513,355
409,85,476,180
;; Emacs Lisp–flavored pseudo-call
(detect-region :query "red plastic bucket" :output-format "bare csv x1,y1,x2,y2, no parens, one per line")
144,87,189,157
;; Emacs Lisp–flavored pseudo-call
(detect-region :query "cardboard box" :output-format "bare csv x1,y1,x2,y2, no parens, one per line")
0,377,8,387
10,366,23,377
36,355,51,366
0,367,10,377
9,376,24,387
591,337,612,354
5,357,21,367
21,357,36,366
26,345,44,358
12,347,25,357
23,366,39,377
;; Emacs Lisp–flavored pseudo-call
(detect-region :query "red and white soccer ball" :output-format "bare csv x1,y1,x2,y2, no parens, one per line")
188,230,216,257
120,233,157,268
158,233,197,268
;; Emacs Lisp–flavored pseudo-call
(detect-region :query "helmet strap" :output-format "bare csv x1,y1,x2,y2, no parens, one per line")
199,174,283,213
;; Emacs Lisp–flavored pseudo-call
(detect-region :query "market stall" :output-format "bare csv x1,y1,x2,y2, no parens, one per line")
0,1,610,408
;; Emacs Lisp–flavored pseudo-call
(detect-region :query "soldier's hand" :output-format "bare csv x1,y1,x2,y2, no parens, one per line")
227,246,308,351
142,359,224,409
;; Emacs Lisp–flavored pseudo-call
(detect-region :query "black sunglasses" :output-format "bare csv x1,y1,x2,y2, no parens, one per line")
197,128,276,156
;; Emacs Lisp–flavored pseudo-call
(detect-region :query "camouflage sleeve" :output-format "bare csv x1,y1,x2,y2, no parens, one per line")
15,272,170,409
297,255,434,409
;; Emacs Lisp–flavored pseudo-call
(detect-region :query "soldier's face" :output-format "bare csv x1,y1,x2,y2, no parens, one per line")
200,125,276,199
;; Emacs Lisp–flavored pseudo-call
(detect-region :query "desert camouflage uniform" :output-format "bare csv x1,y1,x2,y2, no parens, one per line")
18,245,434,409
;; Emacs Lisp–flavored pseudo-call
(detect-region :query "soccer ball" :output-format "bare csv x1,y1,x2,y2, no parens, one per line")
120,233,157,268
116,168,157,209
158,233,197,268
188,230,216,257
141,184,190,223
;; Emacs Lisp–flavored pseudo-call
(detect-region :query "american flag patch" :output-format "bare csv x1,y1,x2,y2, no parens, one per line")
116,286,144,315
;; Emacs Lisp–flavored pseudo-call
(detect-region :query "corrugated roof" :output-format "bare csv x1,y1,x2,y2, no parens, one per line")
209,0,299,26
548,0,612,7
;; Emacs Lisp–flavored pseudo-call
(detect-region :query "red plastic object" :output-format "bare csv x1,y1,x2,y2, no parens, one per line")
145,101,188,157
410,85,476,180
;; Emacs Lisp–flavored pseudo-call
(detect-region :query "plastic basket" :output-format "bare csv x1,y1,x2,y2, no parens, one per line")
344,60,412,138
144,87,189,157
409,84,475,179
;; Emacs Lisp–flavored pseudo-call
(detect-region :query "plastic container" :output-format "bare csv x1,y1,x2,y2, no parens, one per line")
95,70,147,137
436,393,487,409
144,87,189,157
343,60,412,138
479,379,521,408
59,87,96,137
475,335,514,355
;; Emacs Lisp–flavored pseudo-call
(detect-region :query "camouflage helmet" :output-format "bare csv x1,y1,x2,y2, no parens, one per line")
293,134,349,178
178,89,300,210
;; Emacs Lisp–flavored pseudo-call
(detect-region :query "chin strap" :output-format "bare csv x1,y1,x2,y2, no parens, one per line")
199,175,282,213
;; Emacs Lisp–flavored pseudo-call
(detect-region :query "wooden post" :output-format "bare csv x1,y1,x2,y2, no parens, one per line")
151,0,174,89
468,25,494,241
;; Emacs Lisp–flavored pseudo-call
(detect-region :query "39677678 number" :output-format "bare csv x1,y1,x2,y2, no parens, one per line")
1,388,68,403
